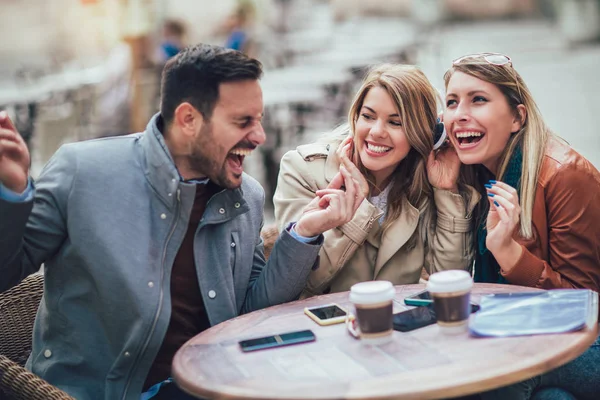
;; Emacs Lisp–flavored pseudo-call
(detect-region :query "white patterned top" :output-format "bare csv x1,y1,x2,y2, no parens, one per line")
368,183,391,224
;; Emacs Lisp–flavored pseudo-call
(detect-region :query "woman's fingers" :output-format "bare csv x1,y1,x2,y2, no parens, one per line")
327,171,344,190
336,136,353,158
486,181,518,205
489,194,519,223
316,188,345,197
492,199,512,225
339,166,356,211
340,155,369,197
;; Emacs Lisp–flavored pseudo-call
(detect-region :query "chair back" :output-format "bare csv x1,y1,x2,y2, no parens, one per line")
0,274,44,366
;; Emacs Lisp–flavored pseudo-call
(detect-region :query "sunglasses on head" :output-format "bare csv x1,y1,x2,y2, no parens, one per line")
452,53,512,67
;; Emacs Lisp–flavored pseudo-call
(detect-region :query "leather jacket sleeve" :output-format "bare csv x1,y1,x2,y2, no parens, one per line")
502,164,600,292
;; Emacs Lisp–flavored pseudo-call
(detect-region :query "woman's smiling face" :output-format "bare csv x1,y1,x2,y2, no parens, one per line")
444,71,524,174
354,86,411,187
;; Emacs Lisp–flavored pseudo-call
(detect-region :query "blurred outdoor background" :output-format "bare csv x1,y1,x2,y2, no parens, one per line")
2,0,599,222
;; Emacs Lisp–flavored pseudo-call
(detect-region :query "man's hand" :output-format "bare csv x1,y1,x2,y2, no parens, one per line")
294,166,365,237
0,111,30,193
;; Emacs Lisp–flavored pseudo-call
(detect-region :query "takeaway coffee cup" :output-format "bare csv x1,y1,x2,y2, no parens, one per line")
427,270,473,334
349,280,395,344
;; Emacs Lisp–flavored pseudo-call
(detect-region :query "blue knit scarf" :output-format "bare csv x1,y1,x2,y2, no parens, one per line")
474,146,523,284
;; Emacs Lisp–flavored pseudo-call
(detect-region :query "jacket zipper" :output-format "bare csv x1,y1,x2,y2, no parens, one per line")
121,189,181,400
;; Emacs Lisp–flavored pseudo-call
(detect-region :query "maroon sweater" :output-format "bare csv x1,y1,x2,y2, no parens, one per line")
144,181,221,390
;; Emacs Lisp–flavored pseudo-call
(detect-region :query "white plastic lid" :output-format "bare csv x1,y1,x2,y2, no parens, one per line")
349,280,395,305
427,270,473,293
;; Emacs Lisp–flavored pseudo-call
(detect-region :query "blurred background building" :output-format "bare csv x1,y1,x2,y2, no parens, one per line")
1,0,599,221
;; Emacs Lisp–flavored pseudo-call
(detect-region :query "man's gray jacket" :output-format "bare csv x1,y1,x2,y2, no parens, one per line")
0,115,322,400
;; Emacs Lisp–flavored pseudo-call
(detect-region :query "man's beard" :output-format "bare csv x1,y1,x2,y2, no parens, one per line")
188,125,242,189
189,146,240,189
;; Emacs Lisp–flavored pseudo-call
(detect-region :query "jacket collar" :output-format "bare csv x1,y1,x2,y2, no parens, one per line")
140,114,181,209
140,113,247,213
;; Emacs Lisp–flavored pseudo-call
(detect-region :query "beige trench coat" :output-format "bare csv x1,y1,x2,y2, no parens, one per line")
273,138,479,297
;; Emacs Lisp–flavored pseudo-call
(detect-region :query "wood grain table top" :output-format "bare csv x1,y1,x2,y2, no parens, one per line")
172,283,598,400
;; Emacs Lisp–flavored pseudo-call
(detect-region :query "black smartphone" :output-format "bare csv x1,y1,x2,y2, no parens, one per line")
393,304,480,332
239,329,316,352
304,303,348,326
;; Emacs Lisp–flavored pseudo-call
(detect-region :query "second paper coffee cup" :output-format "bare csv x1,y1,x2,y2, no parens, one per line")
427,270,473,334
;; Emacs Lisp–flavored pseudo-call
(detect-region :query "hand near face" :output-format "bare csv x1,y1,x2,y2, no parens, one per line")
294,165,365,237
485,181,521,253
336,136,369,198
426,143,460,192
0,111,30,193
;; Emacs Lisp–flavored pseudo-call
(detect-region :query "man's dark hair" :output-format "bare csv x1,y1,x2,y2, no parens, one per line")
160,43,263,126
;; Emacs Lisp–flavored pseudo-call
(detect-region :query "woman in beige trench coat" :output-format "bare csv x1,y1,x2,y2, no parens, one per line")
274,64,479,297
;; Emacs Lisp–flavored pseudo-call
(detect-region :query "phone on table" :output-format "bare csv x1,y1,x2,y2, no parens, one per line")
403,290,434,306
304,303,348,326
239,329,316,352
393,303,480,332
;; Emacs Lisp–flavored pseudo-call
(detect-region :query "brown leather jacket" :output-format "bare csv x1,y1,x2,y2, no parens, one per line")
501,138,600,292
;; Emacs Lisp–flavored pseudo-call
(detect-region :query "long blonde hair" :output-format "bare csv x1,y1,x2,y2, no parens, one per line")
341,64,440,234
444,59,550,238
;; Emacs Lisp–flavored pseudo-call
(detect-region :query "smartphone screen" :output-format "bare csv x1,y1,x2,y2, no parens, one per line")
306,304,347,320
393,304,480,332
239,330,316,352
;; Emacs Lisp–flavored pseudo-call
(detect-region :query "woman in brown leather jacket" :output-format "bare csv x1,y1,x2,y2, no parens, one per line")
443,53,600,400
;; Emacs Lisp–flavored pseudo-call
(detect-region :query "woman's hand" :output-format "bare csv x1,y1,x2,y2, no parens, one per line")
485,181,523,267
336,136,369,198
295,166,365,237
426,144,460,192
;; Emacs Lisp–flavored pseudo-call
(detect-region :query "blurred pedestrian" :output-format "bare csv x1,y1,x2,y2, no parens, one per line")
223,0,257,56
157,19,187,63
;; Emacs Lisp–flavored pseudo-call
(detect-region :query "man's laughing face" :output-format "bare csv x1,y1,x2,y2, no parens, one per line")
190,79,265,189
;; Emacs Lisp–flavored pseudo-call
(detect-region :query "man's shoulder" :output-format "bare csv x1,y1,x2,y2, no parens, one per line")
64,133,142,156
241,173,264,199
56,133,143,170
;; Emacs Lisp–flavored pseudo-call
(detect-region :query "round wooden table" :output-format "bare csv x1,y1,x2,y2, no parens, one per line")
172,284,598,399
